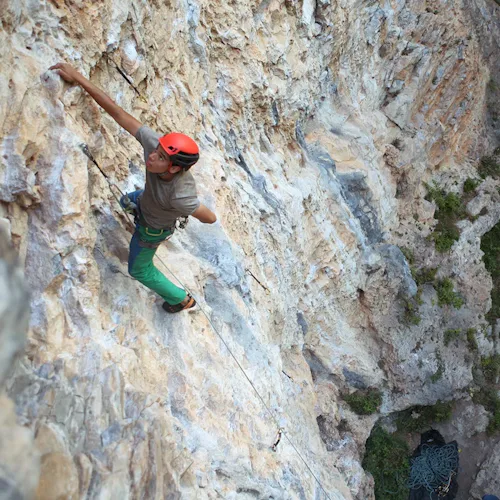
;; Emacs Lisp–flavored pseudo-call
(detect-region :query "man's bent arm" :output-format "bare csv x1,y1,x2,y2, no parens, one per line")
50,63,142,137
191,204,217,224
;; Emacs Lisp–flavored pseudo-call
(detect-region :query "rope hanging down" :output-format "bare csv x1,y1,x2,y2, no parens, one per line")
81,143,333,500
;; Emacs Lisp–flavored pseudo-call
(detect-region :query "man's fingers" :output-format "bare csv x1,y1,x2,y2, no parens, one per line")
49,63,62,70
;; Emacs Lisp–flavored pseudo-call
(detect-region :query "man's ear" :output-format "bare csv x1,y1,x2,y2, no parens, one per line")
170,165,183,174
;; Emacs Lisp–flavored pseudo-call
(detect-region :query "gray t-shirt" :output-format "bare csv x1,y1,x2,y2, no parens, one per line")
135,126,200,230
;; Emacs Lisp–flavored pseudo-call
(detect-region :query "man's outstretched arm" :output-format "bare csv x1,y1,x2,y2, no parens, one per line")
50,62,142,137
191,204,217,224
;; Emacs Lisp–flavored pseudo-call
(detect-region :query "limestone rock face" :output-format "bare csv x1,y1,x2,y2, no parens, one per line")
0,0,499,499
0,234,38,499
470,440,500,499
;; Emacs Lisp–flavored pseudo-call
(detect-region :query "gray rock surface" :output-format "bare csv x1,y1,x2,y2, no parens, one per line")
470,439,500,499
0,234,38,499
0,0,499,498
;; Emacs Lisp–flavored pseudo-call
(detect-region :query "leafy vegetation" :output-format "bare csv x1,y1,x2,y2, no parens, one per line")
404,296,422,325
399,256,438,326
481,355,500,383
363,426,410,500
412,267,438,287
344,388,383,415
463,177,480,193
486,403,500,434
480,222,500,325
466,328,478,351
430,364,445,383
425,182,466,253
395,401,453,433
472,353,500,435
478,155,500,179
400,246,415,266
473,387,500,435
433,227,460,252
435,278,464,309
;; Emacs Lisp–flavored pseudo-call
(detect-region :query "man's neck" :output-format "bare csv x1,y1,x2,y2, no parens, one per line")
158,171,176,182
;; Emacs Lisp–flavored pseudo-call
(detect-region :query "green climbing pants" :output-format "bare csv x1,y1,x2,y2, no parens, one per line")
128,223,187,305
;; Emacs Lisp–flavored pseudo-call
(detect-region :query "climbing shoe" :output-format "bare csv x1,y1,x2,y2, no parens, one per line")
162,294,197,313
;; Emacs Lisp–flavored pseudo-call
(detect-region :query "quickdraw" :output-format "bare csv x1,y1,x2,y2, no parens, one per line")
104,53,148,103
246,268,270,294
177,216,189,230
271,427,284,452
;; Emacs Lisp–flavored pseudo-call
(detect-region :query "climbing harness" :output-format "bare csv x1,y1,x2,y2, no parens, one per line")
79,140,333,499
81,143,181,235
408,443,459,497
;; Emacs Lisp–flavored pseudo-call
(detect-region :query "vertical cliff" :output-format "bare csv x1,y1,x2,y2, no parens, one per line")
1,0,499,498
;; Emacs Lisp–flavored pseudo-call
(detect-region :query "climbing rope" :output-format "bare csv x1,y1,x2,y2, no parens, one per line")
408,443,459,497
80,144,333,500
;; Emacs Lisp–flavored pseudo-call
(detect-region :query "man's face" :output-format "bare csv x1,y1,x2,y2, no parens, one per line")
146,144,179,174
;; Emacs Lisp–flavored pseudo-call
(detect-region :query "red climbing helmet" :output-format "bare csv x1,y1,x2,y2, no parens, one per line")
158,132,199,170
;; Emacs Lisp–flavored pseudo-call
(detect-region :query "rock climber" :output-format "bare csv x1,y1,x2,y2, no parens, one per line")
49,62,217,313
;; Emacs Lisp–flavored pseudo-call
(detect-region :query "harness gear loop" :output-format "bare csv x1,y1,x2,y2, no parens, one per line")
145,227,165,237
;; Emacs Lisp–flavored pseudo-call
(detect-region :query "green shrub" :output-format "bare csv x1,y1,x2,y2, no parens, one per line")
463,178,480,193
425,183,464,253
481,355,500,383
396,401,453,433
363,426,410,500
473,388,500,435
433,227,460,252
400,247,415,265
444,329,461,346
413,267,438,286
415,287,423,306
466,329,478,351
473,386,497,408
435,278,464,308
440,193,462,214
478,156,500,179
430,365,445,383
428,351,445,383
404,297,421,325
344,388,383,415
481,222,500,324
488,408,500,435
426,184,464,215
